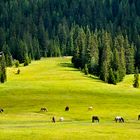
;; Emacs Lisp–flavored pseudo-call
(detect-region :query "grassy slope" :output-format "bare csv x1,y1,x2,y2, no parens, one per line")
0,57,140,140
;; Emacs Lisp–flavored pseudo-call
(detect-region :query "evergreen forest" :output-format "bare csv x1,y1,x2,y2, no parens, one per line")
0,0,140,84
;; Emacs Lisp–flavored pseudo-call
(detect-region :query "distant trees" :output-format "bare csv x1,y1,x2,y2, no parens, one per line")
0,0,139,84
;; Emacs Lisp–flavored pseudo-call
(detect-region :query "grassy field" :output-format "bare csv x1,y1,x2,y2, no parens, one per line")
0,57,140,140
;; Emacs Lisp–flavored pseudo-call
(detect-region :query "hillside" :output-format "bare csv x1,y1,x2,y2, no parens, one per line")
0,57,140,140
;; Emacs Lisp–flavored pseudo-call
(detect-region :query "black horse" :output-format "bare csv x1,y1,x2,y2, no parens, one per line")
52,116,56,123
138,115,140,120
65,106,69,111
115,116,124,123
92,116,99,123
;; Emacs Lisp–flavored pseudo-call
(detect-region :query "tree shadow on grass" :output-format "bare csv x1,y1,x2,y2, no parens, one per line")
59,63,105,82
59,63,79,71
87,75,100,80
59,62,73,68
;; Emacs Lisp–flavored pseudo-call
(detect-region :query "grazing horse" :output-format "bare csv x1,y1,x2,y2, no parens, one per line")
88,106,93,111
52,116,56,123
138,115,140,120
40,107,48,112
59,117,64,122
65,106,69,111
17,69,20,74
115,116,124,123
92,116,99,123
0,108,4,113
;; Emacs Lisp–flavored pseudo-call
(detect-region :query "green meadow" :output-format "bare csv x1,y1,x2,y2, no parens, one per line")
0,57,140,140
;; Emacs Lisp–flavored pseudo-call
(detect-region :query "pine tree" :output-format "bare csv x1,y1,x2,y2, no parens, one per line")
32,38,41,60
100,32,112,82
133,67,139,88
89,32,99,75
77,27,86,69
2,43,13,67
23,53,29,66
71,26,81,68
124,37,135,74
84,64,89,75
112,48,120,82
0,53,6,83
114,35,126,81
108,68,116,85
85,26,91,66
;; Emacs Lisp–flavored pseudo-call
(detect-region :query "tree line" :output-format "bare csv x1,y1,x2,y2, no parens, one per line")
71,26,135,84
0,0,140,84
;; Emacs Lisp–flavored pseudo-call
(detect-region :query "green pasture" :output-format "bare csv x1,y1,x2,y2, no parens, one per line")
0,57,140,140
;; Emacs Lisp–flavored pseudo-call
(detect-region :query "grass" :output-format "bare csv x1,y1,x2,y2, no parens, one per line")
0,57,140,140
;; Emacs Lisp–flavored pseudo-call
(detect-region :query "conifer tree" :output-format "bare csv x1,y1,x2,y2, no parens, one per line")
133,67,139,88
85,26,91,66
23,53,29,66
108,68,116,85
89,32,99,75
77,27,86,69
100,32,112,82
124,37,135,74
2,43,13,67
84,64,89,75
32,38,41,60
0,53,6,83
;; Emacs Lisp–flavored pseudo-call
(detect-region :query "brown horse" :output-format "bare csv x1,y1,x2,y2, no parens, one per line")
40,107,48,112
92,116,99,123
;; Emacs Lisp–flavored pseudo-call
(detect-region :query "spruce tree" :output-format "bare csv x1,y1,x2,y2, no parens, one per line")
0,53,6,83
133,67,139,88
32,38,41,60
2,43,13,67
108,68,116,85
84,64,89,75
124,37,135,74
23,53,29,66
77,27,86,69
100,32,112,82
89,32,99,75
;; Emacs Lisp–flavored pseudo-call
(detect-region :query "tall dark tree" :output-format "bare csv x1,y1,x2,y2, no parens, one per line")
100,32,112,82
124,37,135,74
0,53,6,83
2,43,13,67
32,38,41,60
133,67,139,88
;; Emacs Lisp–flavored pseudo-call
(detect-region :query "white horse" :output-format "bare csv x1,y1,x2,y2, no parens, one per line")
115,116,124,123
88,106,93,111
59,117,64,122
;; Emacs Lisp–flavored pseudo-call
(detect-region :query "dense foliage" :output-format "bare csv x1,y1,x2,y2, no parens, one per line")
0,0,140,83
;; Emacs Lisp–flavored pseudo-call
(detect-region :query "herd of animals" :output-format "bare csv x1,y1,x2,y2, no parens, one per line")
1,107,140,123
40,106,140,123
